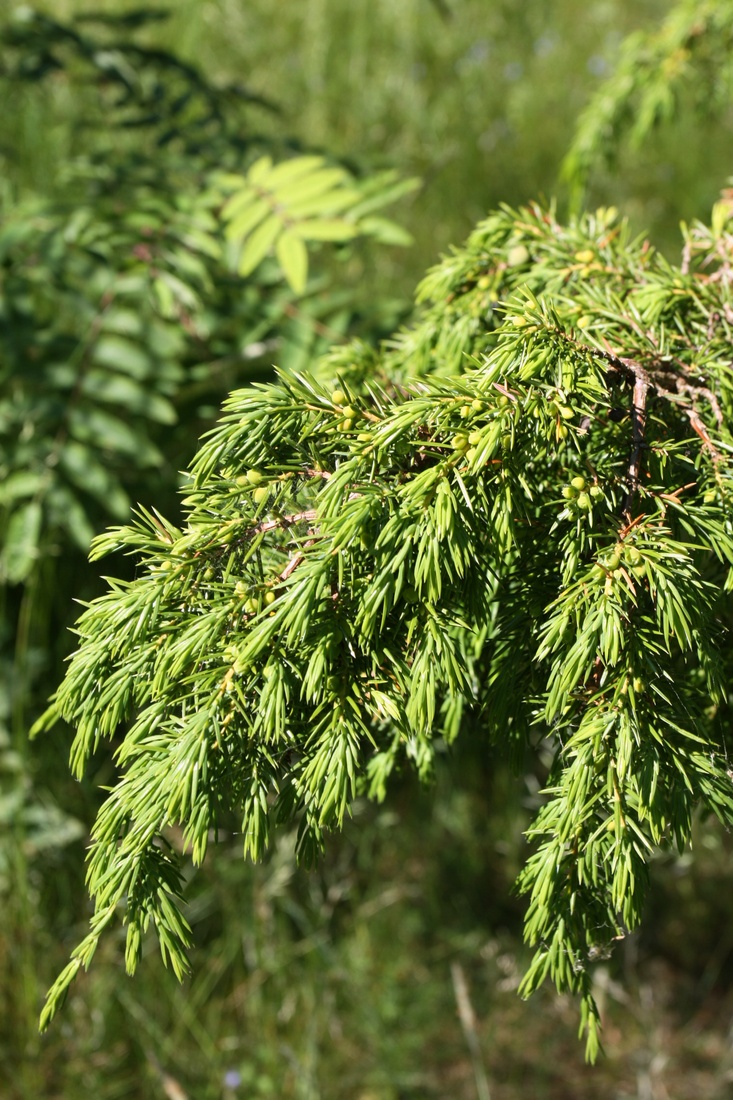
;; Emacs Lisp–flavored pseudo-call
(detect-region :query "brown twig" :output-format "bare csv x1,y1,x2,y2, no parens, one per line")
253,509,317,536
623,368,650,522
278,551,305,581
618,514,646,540
686,408,722,459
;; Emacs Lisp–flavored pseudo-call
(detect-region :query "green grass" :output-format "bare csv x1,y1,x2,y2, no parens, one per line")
4,0,726,287
19,763,733,1099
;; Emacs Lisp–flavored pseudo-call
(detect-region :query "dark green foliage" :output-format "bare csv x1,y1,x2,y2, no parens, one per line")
38,195,733,1058
0,11,416,1083
0,8,415,586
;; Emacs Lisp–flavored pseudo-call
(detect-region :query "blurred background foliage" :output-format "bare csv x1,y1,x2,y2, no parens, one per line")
4,1,733,1097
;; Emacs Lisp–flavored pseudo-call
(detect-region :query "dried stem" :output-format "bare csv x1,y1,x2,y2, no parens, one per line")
623,368,650,521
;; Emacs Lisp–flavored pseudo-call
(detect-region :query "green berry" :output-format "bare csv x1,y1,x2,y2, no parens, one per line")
507,244,530,267
576,492,591,511
468,430,482,445
501,434,512,451
246,469,264,486
341,406,357,420
452,433,469,452
626,547,641,566
264,591,276,606
606,553,621,571
471,399,485,412
497,394,510,407
590,485,604,500
331,389,346,406
253,486,269,505
460,404,472,418
559,405,575,420
571,476,587,491
562,486,576,500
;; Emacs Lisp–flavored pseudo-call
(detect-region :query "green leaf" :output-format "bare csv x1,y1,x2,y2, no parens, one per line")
81,372,177,424
222,195,271,241
59,441,131,519
358,215,414,246
284,188,363,219
237,215,282,276
1,500,43,583
272,167,350,206
292,219,358,243
246,155,274,184
47,485,96,552
348,172,421,218
275,230,309,293
93,336,152,380
0,471,46,506
68,407,163,466
259,155,328,188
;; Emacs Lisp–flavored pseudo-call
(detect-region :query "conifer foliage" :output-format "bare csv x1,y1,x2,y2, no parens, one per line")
38,197,733,1058
34,0,733,1062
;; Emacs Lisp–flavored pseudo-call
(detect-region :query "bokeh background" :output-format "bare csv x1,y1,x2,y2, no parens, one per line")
3,1,733,1097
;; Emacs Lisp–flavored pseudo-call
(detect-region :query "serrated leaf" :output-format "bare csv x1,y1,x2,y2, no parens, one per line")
222,194,270,239
272,167,350,207
275,230,309,293
358,215,414,246
238,215,282,276
0,470,46,506
68,407,163,466
81,372,177,423
47,485,96,551
348,173,421,218
285,188,362,219
262,155,328,188
1,500,43,584
151,271,200,311
151,275,175,318
60,441,131,518
246,155,273,184
93,336,152,379
292,219,358,243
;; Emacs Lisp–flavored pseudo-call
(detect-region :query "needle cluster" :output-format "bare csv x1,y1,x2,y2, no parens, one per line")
36,196,733,1058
